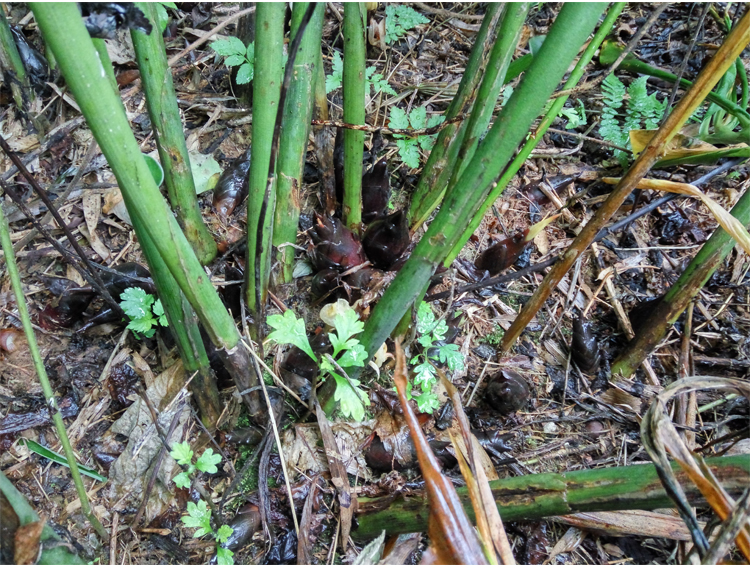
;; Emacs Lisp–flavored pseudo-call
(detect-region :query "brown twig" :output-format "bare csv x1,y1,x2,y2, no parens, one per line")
0,134,123,315
412,2,485,22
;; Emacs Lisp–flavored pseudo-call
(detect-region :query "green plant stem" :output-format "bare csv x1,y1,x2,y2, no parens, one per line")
353,454,750,540
355,3,606,372
444,3,529,191
133,213,221,425
342,2,366,232
32,4,265,423
501,10,750,354
0,189,108,541
92,38,118,95
0,471,86,564
0,5,31,110
273,2,324,283
612,182,750,376
444,2,626,266
246,2,285,317
132,2,217,265
407,3,505,231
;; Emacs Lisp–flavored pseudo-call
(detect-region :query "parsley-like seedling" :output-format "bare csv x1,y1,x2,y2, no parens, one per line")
120,287,167,339
389,106,445,168
385,5,429,44
267,305,370,421
210,37,255,84
325,51,396,99
408,302,465,413
170,442,235,564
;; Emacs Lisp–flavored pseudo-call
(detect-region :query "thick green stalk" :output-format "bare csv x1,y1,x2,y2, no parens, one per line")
0,6,31,110
445,2,626,265
0,472,86,564
357,3,607,367
353,454,750,540
444,3,529,191
0,187,107,540
246,3,285,315
273,3,324,283
342,2,366,232
408,3,505,231
612,183,750,376
92,38,118,95
31,5,238,348
131,3,217,265
133,213,221,426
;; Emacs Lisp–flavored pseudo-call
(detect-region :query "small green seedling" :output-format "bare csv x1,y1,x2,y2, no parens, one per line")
409,302,465,413
560,99,587,130
267,304,370,421
170,442,234,565
119,287,167,339
210,37,255,84
385,5,429,44
325,51,396,98
388,105,445,168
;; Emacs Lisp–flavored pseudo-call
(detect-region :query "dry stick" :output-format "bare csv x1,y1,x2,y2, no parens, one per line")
132,406,184,528
661,3,710,123
135,384,223,525
553,4,669,100
412,2,485,22
241,339,300,537
254,3,317,339
426,158,743,302
545,126,631,153
702,487,750,564
500,14,750,354
14,139,99,253
0,134,123,315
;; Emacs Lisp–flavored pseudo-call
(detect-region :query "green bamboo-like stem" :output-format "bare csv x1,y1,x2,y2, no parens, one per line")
32,4,237,349
612,183,750,376
353,454,750,540
501,11,750,354
0,188,108,540
356,3,607,370
0,6,32,110
92,38,118,95
342,2,366,233
407,3,505,231
600,41,750,130
133,214,221,425
444,2,626,266
444,3,529,192
273,3,324,283
246,2,285,317
0,472,86,564
132,3,217,265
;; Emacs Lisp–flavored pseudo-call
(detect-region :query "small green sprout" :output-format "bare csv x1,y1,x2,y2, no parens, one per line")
385,5,429,44
119,287,167,339
388,106,445,168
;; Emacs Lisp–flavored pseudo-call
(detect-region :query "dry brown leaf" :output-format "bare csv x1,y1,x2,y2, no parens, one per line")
13,519,43,565
552,510,697,541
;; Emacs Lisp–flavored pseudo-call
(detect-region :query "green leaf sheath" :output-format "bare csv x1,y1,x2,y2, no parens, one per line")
612,183,750,376
342,3,366,232
445,3,530,192
132,2,217,264
407,3,505,230
31,4,239,351
357,3,608,369
246,2,285,315
444,2,626,266
273,3,325,283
